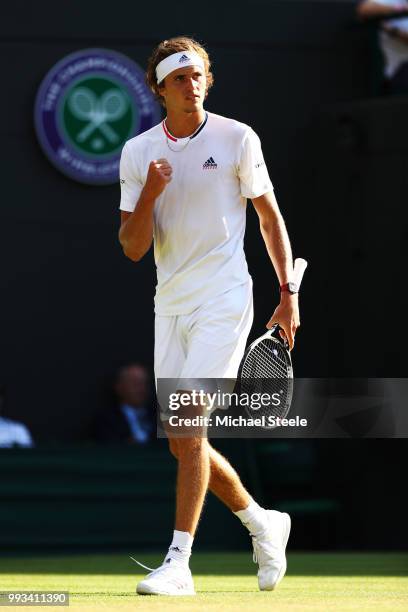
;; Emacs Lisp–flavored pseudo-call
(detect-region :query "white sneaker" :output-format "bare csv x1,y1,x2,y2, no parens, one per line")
136,559,196,596
251,510,291,591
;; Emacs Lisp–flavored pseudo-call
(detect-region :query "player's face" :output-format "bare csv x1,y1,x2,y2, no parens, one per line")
116,366,149,406
159,65,207,113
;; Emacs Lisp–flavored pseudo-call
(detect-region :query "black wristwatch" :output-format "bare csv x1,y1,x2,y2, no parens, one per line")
280,282,298,294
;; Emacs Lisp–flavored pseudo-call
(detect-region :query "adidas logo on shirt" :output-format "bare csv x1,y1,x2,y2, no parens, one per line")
179,54,190,63
203,156,217,169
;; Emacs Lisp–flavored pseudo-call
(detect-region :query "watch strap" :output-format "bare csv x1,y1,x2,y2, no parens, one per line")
280,282,298,294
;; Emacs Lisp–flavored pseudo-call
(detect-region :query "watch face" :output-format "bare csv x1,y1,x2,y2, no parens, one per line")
288,282,298,293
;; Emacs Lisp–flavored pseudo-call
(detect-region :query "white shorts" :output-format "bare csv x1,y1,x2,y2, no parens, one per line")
154,281,254,385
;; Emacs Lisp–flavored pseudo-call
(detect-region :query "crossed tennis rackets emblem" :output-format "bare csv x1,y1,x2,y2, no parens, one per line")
68,87,128,146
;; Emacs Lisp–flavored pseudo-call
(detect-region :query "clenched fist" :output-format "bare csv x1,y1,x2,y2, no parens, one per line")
143,158,173,201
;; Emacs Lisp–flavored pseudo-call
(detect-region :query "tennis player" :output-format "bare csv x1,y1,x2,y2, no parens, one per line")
119,36,300,596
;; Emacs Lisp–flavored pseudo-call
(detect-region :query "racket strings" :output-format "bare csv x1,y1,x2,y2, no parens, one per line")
242,341,289,379
239,338,293,423
258,339,289,370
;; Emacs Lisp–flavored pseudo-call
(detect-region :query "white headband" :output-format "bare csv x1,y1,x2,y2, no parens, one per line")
156,51,205,84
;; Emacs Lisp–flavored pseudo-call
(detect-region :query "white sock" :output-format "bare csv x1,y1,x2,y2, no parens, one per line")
234,499,269,536
164,530,193,566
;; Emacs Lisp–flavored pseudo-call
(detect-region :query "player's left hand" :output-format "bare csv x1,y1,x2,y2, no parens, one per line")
266,294,300,351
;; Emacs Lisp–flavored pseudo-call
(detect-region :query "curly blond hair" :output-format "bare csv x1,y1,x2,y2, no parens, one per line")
146,36,214,107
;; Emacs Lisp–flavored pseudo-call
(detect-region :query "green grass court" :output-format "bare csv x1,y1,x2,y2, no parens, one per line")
1,553,407,610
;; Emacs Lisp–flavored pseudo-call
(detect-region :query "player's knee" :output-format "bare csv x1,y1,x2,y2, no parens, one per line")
177,437,207,457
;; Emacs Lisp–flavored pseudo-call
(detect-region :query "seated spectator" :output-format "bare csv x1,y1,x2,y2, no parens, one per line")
357,0,408,93
0,385,34,448
91,364,155,444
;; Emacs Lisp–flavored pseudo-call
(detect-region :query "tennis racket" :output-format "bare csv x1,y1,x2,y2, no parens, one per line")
236,258,308,428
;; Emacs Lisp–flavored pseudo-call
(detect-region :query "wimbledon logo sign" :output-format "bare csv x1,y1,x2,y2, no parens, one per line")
34,48,161,185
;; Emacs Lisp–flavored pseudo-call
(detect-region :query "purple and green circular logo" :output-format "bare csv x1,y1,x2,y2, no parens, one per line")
34,48,161,185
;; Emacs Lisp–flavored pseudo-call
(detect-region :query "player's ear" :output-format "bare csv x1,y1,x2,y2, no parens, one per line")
157,80,166,105
204,73,212,99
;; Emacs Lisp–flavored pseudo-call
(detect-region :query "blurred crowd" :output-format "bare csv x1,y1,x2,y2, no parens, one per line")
89,363,155,445
0,385,33,448
0,363,155,449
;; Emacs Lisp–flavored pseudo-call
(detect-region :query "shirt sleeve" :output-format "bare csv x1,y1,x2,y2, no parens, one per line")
119,142,144,212
238,128,273,199
14,424,33,448
375,0,404,6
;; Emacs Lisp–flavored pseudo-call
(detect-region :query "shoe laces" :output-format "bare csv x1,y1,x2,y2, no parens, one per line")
252,536,262,564
130,557,155,572
251,534,279,565
130,556,188,585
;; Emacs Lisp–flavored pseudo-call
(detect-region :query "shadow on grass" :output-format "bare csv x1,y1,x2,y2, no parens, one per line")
0,553,407,576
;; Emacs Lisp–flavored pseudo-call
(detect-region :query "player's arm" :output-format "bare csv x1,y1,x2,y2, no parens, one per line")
251,190,300,350
119,159,172,262
357,1,408,42
383,21,408,41
356,0,406,19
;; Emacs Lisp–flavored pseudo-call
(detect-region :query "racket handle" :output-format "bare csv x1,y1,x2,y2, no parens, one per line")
267,324,289,349
293,258,308,289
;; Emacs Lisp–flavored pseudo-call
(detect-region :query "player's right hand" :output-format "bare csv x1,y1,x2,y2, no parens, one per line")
143,158,172,200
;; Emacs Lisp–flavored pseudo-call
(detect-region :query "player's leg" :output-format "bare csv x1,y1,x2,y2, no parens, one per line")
176,283,291,591
175,435,210,534
162,283,254,556
169,436,251,511
136,316,198,596
172,439,289,592
170,436,276,540
137,433,210,596
207,442,251,510
173,282,255,513
169,435,290,591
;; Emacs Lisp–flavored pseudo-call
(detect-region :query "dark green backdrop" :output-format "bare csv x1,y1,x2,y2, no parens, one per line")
0,1,407,552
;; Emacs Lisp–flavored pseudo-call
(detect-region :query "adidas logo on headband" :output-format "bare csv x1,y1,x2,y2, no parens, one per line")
156,51,205,84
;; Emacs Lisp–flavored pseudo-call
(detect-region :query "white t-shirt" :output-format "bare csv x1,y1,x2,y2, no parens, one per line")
119,111,273,315
375,0,408,77
0,417,33,448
